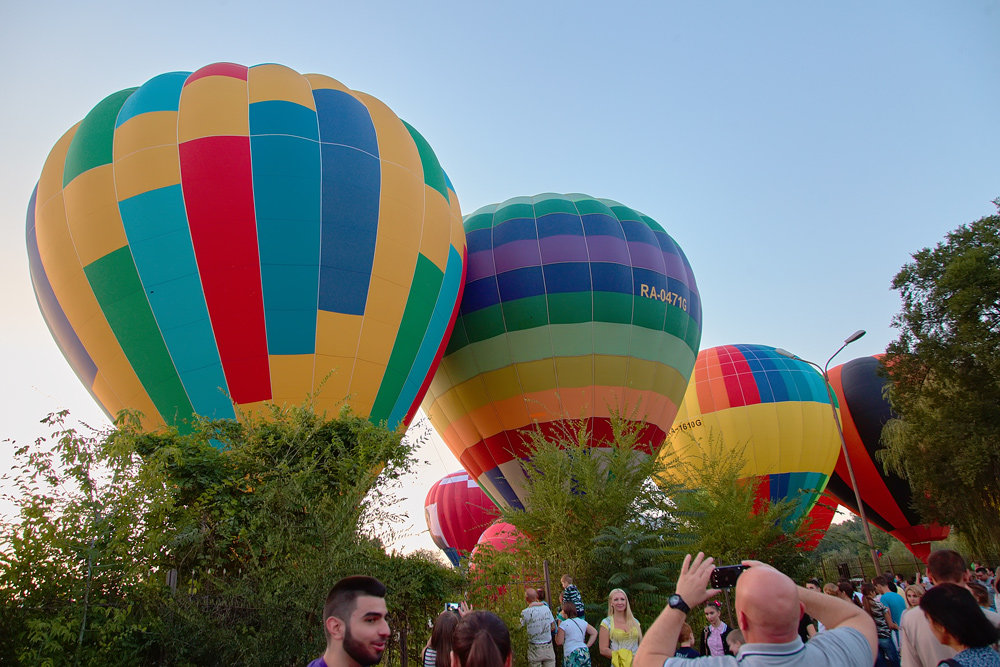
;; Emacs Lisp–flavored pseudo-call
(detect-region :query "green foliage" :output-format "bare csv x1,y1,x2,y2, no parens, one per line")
669,434,815,584
882,211,1000,557
0,405,460,666
493,415,684,627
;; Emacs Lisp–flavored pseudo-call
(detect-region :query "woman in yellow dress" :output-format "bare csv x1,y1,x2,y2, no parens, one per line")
598,588,642,667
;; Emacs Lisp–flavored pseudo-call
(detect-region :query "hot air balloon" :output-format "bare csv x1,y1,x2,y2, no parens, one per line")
421,193,701,510
658,344,841,524
799,491,839,550
26,63,465,434
425,471,500,567
471,521,524,558
826,355,949,561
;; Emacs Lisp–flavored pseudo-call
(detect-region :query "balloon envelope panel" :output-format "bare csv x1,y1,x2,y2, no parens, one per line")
26,63,465,433
826,355,949,557
422,194,701,510
424,470,500,567
472,521,523,557
659,344,841,522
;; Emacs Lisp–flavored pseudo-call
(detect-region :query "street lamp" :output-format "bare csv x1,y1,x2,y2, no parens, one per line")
776,330,882,575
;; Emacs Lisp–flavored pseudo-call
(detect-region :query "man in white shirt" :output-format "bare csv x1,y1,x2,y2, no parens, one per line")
521,587,556,667
900,550,1000,667
634,553,876,666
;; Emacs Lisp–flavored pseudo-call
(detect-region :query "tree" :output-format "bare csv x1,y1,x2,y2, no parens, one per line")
494,415,684,625
881,208,1000,557
0,405,461,666
668,434,817,585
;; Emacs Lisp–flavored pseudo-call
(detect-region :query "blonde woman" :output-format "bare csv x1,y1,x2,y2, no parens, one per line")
599,588,642,667
901,582,926,622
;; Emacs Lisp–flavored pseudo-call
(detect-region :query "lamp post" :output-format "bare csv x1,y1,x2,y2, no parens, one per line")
776,330,882,576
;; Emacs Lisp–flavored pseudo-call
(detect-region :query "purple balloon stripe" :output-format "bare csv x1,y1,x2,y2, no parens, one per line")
539,234,590,264
661,252,690,281
586,235,630,264
493,238,542,274
627,240,667,272
466,248,498,282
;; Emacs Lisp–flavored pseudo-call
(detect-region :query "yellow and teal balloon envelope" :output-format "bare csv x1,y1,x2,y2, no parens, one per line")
658,344,841,522
26,63,466,433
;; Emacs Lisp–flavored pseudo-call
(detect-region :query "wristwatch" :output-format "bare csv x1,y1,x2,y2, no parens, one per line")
668,594,690,614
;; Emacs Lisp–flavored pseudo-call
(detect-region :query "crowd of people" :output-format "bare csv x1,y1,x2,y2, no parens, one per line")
305,550,1000,667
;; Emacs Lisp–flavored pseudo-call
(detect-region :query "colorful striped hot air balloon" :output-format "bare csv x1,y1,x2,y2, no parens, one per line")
827,356,949,561
421,194,701,510
425,471,500,567
26,63,465,433
658,344,841,523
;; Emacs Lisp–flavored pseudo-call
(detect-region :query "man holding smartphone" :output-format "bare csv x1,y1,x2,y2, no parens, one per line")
634,553,876,666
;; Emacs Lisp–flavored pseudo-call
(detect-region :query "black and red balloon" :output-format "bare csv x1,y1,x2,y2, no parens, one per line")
826,355,949,561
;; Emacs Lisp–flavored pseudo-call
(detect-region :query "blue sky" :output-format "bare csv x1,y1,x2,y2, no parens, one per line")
1,1,998,555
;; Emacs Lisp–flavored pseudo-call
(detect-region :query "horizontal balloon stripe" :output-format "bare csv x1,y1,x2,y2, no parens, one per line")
63,88,137,187
388,246,465,428
84,246,195,427
116,72,188,126
461,264,700,325
250,131,321,355
668,400,840,479
442,322,696,386
439,387,677,457
434,377,683,443
530,194,580,218
316,142,380,315
179,135,270,404
249,100,319,140
370,254,444,425
117,184,235,421
26,185,98,388
458,417,662,478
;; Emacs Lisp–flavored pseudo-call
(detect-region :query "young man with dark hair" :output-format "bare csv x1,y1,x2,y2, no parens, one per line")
310,576,391,667
873,575,905,647
900,550,1000,667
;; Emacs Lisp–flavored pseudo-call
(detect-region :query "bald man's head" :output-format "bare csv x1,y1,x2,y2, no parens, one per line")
525,587,539,603
734,565,803,643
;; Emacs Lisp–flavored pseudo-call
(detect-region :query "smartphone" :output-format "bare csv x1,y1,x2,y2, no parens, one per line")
445,602,460,612
710,565,748,589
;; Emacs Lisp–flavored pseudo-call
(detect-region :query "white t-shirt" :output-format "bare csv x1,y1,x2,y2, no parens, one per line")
521,604,555,644
561,617,589,654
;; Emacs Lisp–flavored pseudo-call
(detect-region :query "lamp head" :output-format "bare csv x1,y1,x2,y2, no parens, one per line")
844,330,866,345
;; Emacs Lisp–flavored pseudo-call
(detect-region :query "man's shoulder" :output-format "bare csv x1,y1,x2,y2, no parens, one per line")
800,627,872,665
983,607,1000,626
662,656,736,666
